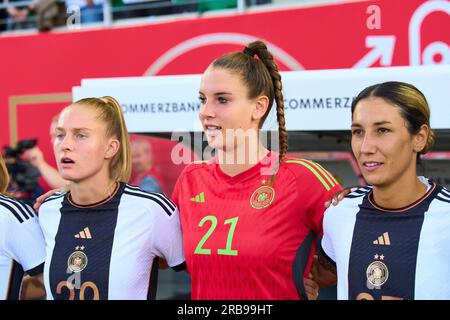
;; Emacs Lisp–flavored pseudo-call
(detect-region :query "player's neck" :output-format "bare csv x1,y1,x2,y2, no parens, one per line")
217,143,269,177
372,174,428,210
69,174,117,206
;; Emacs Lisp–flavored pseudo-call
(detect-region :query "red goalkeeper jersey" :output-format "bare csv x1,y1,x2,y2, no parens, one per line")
172,152,341,300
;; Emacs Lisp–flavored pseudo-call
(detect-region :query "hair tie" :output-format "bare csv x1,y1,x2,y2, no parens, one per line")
243,47,255,57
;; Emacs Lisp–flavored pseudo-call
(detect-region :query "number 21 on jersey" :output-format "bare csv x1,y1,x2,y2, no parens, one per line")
194,215,239,256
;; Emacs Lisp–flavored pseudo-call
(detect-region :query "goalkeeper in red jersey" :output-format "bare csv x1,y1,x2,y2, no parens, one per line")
172,40,342,300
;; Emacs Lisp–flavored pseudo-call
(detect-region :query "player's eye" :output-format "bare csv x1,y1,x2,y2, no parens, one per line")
218,97,228,104
378,127,390,134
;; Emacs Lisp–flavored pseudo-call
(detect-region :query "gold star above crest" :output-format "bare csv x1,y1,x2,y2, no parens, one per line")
374,254,379,260
262,179,266,184
379,254,384,260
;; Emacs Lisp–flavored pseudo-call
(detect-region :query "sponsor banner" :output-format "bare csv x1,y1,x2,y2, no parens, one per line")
74,65,450,132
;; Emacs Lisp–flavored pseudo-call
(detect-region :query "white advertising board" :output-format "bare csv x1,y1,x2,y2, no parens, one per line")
73,65,450,132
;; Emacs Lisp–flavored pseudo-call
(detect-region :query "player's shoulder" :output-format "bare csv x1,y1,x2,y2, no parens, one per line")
122,184,177,217
0,193,37,225
176,160,214,184
182,160,211,174
325,186,370,215
281,157,340,191
39,192,66,214
344,186,372,199
434,184,450,206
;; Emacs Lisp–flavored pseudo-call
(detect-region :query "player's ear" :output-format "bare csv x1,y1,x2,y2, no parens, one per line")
105,138,120,159
413,124,429,153
252,95,269,121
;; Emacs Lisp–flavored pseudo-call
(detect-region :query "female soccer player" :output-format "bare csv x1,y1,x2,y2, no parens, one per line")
0,154,46,300
38,97,185,300
171,40,342,300
314,81,450,300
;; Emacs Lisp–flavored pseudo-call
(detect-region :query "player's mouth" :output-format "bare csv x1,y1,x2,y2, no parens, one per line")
362,161,383,172
204,125,222,135
60,156,75,168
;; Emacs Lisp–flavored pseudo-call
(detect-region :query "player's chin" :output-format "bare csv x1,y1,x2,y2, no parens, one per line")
362,175,386,188
206,138,221,150
59,171,78,182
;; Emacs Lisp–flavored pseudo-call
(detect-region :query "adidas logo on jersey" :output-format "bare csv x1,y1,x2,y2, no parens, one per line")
373,232,390,245
74,227,92,239
190,192,205,203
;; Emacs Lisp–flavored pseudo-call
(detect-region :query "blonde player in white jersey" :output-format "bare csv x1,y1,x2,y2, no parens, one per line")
0,154,46,300
38,97,185,300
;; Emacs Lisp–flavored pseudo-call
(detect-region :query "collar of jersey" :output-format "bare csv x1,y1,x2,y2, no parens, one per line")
213,151,279,184
66,182,121,209
368,180,436,213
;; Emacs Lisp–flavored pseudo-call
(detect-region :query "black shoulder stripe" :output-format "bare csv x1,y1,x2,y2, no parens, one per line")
16,200,36,219
441,189,450,197
436,195,450,204
123,190,173,216
125,186,176,211
126,184,142,191
0,195,32,219
0,197,31,221
42,193,66,204
0,201,24,223
149,193,176,211
346,194,366,199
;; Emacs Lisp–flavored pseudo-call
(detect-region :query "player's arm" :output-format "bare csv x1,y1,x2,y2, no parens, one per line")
152,198,186,272
4,208,47,299
310,250,337,288
23,147,67,189
324,186,359,208
21,273,45,300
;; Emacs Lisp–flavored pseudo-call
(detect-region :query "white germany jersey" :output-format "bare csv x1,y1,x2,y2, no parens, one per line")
322,178,450,300
39,183,185,300
0,194,46,300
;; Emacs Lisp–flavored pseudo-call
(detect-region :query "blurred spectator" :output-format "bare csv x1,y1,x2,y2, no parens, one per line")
2,0,65,31
66,0,104,24
22,114,67,190
130,138,163,193
171,0,196,14
246,0,271,5
0,7,6,31
3,0,34,30
22,146,66,189
114,0,171,20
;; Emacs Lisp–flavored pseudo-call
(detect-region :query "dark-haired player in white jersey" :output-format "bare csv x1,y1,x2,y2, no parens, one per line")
313,82,450,300
0,154,46,300
38,97,185,300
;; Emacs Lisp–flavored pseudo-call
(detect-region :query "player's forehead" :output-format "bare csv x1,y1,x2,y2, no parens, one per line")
199,67,246,96
352,97,404,127
56,105,104,132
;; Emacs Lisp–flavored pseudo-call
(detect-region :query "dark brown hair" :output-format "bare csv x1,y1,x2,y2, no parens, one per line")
352,81,435,156
211,40,288,163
